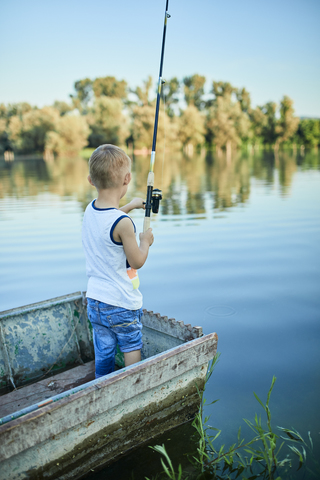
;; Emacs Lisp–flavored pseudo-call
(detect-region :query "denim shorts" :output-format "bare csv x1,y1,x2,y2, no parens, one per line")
87,298,143,378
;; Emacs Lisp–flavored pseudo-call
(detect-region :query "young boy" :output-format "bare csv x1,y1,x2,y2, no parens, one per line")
82,144,154,378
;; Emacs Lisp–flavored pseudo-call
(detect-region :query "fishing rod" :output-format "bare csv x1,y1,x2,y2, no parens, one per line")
143,0,170,233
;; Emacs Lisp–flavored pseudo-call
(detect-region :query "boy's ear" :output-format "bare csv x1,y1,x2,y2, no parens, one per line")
124,172,131,185
87,175,95,186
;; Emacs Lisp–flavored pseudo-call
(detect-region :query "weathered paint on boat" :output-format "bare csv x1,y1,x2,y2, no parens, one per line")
0,293,93,392
0,293,218,479
0,292,204,392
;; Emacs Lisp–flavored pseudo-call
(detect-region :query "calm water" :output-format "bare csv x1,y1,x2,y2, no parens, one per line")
1,149,320,478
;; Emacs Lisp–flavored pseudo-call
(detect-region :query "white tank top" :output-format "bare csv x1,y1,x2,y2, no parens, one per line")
82,200,143,310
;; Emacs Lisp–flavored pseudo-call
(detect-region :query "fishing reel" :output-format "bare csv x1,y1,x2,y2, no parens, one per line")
151,188,162,214
144,188,163,217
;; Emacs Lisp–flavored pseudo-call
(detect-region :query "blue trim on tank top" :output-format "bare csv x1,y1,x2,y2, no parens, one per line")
110,216,136,245
91,200,117,211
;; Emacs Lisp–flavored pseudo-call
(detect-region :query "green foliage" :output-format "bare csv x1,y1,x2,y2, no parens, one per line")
183,75,206,110
131,101,180,151
275,96,299,147
70,78,93,112
211,81,237,102
87,97,129,148
53,101,73,116
131,77,154,106
297,119,320,147
205,82,252,150
70,76,127,113
0,118,10,153
8,107,60,154
80,148,95,159
131,103,154,149
146,445,184,480
1,102,33,118
249,107,267,147
206,96,250,150
179,105,205,150
92,76,127,100
162,77,180,118
260,102,278,146
236,88,251,113
148,370,318,480
45,114,89,156
1,75,318,157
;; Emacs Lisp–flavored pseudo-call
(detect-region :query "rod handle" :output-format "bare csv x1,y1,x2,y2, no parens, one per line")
143,216,151,233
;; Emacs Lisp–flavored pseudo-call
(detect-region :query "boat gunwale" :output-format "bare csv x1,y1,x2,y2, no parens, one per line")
0,331,218,433
0,291,85,319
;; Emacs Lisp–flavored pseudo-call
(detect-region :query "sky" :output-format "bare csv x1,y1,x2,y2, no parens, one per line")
0,0,319,117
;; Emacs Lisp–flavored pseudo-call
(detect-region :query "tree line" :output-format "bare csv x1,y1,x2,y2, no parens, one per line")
0,75,319,157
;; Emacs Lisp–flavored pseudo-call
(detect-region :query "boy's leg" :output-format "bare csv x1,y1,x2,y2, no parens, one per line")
112,307,143,367
87,298,117,377
92,327,117,377
124,349,141,367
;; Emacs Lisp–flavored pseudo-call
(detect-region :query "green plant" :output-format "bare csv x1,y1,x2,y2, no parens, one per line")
146,444,184,480
278,427,319,478
147,362,317,480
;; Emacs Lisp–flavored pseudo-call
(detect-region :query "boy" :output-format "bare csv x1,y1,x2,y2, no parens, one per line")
82,144,154,378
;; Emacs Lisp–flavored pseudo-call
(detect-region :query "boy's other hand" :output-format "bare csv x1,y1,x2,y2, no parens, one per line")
139,228,154,246
130,198,145,210
120,198,145,214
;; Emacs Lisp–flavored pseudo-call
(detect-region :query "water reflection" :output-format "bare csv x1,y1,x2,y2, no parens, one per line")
1,149,320,479
1,150,319,213
134,149,319,210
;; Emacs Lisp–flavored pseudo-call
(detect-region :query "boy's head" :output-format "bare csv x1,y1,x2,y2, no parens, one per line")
88,144,131,190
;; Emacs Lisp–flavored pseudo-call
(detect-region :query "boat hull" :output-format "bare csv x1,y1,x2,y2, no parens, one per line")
0,293,218,479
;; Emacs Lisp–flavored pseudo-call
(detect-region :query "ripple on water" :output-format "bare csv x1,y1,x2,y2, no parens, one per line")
205,305,237,317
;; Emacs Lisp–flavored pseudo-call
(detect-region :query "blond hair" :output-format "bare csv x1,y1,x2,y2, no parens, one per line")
89,144,131,190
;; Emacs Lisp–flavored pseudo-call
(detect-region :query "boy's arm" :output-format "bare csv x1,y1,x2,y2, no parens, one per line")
114,217,153,270
120,198,145,214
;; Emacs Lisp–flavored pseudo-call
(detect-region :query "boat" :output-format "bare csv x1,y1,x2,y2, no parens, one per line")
0,292,218,479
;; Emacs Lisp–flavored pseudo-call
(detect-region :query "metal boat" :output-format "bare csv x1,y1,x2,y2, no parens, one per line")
0,292,218,479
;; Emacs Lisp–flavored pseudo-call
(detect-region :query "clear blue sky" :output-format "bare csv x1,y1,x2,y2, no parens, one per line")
1,0,319,117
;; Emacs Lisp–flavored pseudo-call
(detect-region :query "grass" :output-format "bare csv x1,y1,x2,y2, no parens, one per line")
146,355,319,480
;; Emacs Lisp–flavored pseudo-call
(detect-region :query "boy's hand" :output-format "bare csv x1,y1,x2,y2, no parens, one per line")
120,197,145,214
130,198,145,210
139,228,154,246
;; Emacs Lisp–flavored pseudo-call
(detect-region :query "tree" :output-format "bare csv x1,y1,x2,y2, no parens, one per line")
162,77,180,117
260,102,278,146
70,78,93,112
206,82,250,152
8,107,60,153
183,74,206,110
45,114,89,156
92,76,127,100
249,107,267,146
211,81,236,102
131,103,180,151
0,118,9,153
1,103,35,152
297,119,320,147
131,77,153,106
53,101,73,116
178,105,205,153
87,97,129,147
0,105,10,152
131,104,154,149
236,87,251,113
275,96,299,148
0,103,7,118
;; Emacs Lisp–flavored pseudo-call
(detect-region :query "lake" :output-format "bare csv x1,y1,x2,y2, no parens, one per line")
0,148,319,479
